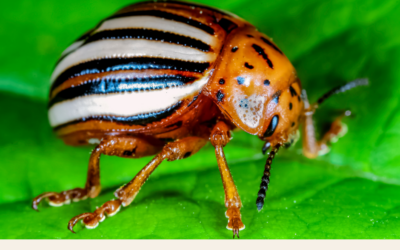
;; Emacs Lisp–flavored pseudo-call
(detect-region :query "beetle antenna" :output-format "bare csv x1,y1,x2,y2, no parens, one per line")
316,78,369,106
256,144,281,211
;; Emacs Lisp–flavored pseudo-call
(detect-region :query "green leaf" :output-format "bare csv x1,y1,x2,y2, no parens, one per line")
1,0,400,239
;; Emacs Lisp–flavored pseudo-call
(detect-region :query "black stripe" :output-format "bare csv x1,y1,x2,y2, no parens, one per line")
260,37,283,54
53,102,182,129
49,75,197,108
83,29,210,52
107,10,215,35
51,58,210,92
252,44,273,69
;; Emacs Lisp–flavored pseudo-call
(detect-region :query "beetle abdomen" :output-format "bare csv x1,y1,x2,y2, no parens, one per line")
48,1,237,132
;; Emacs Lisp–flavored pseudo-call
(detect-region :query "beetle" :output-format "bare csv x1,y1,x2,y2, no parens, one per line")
32,0,368,238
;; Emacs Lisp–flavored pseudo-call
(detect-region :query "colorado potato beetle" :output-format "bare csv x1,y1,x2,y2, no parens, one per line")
32,0,368,238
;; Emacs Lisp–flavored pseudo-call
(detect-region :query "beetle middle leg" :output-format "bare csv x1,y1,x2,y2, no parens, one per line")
67,136,207,233
210,121,245,238
32,137,162,210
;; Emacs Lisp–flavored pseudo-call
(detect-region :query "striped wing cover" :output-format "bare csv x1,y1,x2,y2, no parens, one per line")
48,1,239,133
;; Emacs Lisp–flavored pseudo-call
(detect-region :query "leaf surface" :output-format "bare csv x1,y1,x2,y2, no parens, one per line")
0,0,400,239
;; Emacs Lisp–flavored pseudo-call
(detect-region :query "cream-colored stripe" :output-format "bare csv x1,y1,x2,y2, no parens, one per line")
97,16,215,47
61,40,85,56
51,39,215,83
48,75,209,127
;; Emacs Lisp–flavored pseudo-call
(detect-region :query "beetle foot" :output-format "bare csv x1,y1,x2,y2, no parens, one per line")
226,207,245,239
68,199,122,233
32,187,93,210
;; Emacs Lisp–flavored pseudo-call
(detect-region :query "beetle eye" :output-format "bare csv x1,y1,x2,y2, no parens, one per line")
263,115,279,138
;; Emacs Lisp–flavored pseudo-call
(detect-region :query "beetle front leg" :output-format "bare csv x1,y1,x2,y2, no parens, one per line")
210,121,244,238
68,136,207,233
32,137,162,210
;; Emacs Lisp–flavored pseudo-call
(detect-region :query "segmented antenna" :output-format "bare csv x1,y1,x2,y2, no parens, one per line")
316,78,369,105
256,144,281,211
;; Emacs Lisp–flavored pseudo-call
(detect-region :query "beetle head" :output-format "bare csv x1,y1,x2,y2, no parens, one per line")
204,26,303,146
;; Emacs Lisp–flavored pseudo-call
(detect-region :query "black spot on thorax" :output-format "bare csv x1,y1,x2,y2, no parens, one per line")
260,37,283,54
219,78,225,85
264,79,270,86
289,86,298,97
252,44,273,69
245,62,254,69
231,46,238,52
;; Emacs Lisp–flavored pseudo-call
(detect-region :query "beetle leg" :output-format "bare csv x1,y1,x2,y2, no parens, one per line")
210,121,244,239
68,136,207,233
301,79,368,158
301,90,351,159
32,143,103,210
32,137,162,210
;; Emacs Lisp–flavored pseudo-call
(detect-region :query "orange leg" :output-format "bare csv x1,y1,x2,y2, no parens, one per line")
210,121,244,238
301,90,350,159
68,136,207,233
32,137,163,210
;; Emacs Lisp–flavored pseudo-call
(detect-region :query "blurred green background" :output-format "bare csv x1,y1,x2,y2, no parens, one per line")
1,0,400,239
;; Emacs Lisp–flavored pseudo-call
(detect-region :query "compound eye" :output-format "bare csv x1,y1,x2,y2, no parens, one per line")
263,115,279,138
